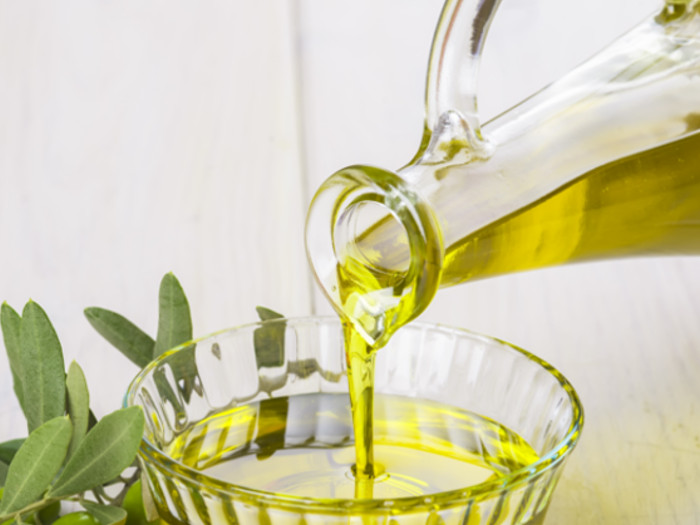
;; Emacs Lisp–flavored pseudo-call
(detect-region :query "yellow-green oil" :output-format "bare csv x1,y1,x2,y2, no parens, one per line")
168,133,699,505
322,129,700,494
351,130,700,286
164,124,699,520
166,392,539,500
441,130,700,284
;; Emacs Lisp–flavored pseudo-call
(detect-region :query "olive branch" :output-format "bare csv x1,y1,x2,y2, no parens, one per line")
0,274,207,524
0,272,289,525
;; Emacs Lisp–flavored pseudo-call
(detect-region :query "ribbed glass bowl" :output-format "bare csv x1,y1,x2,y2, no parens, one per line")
125,317,583,525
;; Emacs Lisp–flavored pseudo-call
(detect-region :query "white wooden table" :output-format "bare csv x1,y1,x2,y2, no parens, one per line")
1,1,699,523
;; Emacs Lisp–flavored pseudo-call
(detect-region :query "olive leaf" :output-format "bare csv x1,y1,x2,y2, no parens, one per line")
152,363,187,424
48,407,144,498
19,301,66,433
154,273,192,358
1,303,25,415
254,306,286,368
86,272,198,407
66,361,90,459
1,297,149,522
0,439,24,466
253,307,341,383
0,439,23,484
0,416,72,515
0,461,8,486
255,306,284,322
84,308,155,368
154,273,197,404
255,396,289,460
81,501,127,525
139,474,160,523
0,440,20,483
88,409,99,431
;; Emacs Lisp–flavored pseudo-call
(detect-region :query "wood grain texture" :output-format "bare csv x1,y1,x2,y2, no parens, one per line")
1,1,699,523
0,2,311,421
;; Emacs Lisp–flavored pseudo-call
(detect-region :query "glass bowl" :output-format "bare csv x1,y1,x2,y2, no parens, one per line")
125,317,583,525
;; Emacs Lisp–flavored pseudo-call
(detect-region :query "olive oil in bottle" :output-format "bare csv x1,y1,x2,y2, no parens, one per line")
348,129,700,288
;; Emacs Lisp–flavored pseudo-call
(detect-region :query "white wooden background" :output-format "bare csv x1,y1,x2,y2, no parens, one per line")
1,1,699,523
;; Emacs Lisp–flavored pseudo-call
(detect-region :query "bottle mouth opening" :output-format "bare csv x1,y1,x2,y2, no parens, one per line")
305,165,444,347
333,198,412,277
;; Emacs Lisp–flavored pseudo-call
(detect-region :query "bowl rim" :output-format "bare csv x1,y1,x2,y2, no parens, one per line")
124,315,584,514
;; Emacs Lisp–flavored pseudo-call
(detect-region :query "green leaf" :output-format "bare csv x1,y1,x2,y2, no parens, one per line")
153,273,197,402
81,502,127,525
0,439,25,465
48,407,144,498
66,361,90,459
0,440,23,485
1,303,26,414
139,474,160,523
255,306,284,322
153,273,192,358
254,307,286,369
84,308,155,368
0,460,8,486
19,301,67,432
255,397,289,460
0,416,72,515
87,409,98,431
152,352,191,425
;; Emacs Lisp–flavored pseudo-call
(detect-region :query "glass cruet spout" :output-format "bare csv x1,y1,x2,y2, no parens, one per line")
305,0,700,346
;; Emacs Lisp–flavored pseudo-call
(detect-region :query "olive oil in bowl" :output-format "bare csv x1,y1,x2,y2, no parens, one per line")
166,393,539,500
128,319,582,524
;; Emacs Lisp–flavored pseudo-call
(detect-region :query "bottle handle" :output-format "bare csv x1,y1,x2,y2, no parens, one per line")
305,0,505,344
420,0,502,161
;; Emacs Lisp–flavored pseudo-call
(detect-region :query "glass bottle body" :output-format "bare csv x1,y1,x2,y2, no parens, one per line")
306,1,700,343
